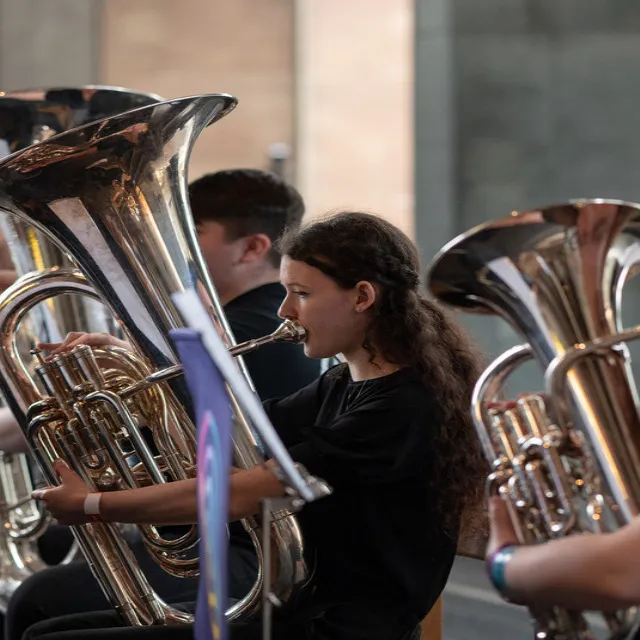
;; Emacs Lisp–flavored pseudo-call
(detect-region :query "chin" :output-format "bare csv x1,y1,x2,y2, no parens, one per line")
302,343,317,358
303,343,337,361
302,342,321,359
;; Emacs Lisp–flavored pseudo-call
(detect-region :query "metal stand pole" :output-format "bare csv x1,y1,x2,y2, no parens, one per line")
261,497,273,640
260,495,302,640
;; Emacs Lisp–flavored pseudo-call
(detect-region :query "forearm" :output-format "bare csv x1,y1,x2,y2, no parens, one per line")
100,478,198,525
506,531,640,610
98,464,286,525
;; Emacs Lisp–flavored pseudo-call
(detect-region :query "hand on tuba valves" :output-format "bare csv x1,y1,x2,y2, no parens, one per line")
38,332,130,358
31,459,98,525
29,321,306,526
26,328,200,586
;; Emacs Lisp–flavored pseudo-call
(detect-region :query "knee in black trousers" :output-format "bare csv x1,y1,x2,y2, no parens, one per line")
5,539,199,640
23,610,194,640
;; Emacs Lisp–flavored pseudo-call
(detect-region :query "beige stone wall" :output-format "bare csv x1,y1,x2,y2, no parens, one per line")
295,0,415,236
2,1,414,235
100,0,295,181
100,0,414,235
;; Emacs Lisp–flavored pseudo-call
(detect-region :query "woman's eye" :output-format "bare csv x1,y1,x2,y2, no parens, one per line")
293,291,309,298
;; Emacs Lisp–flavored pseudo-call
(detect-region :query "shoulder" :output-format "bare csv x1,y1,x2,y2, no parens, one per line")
335,371,437,454
295,370,437,485
322,362,349,382
317,362,350,395
318,369,433,435
358,368,434,413
388,372,436,413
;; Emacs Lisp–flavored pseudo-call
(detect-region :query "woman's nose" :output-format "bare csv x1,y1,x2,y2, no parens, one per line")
278,297,296,320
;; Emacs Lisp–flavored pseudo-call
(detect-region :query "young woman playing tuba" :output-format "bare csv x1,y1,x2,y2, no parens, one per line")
25,212,486,640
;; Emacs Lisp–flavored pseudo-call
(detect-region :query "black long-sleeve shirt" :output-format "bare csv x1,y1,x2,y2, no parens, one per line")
263,363,457,639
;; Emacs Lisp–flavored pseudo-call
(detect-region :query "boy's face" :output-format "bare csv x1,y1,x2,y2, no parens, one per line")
196,220,245,304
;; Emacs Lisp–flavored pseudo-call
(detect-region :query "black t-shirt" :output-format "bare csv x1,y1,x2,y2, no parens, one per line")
263,363,457,638
225,283,321,401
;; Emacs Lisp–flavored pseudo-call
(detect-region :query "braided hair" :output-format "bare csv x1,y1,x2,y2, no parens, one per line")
279,211,487,538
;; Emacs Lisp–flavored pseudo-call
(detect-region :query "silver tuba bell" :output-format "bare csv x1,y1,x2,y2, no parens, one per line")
426,200,640,639
0,85,163,339
0,94,313,625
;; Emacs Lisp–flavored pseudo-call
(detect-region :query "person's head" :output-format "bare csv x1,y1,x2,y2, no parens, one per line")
278,211,487,534
188,169,305,303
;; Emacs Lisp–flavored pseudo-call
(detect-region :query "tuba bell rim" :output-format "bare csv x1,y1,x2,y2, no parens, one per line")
0,92,239,167
425,197,640,313
0,85,165,103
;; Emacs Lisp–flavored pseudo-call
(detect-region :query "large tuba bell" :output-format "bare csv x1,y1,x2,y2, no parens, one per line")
0,94,313,625
426,200,640,639
0,85,163,339
0,86,164,611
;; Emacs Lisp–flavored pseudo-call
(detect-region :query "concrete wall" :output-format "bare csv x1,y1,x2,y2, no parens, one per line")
415,0,640,388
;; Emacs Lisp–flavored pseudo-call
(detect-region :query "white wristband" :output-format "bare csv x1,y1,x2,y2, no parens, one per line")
84,492,102,516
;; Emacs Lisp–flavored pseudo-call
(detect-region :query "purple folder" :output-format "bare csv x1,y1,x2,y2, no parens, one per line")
171,328,232,640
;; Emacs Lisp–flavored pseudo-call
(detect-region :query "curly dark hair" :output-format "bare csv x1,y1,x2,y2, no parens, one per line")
188,169,305,267
279,211,488,541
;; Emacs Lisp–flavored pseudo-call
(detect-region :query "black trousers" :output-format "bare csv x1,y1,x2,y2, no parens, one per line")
20,610,313,640
22,608,195,640
12,529,421,640
0,526,76,640
6,530,258,640
21,606,422,640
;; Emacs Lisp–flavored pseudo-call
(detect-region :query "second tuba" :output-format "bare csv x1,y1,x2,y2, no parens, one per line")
0,94,313,625
426,200,640,639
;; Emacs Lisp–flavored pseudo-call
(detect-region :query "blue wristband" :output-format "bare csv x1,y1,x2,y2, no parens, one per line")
487,544,519,601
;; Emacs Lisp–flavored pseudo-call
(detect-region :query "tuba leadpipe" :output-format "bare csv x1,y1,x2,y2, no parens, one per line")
228,320,305,357
426,199,640,639
0,94,311,626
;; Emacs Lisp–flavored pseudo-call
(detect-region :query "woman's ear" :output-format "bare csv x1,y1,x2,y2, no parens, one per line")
354,281,376,313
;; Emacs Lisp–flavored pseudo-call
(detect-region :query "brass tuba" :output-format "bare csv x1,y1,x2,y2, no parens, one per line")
0,86,164,611
426,200,640,639
0,94,313,625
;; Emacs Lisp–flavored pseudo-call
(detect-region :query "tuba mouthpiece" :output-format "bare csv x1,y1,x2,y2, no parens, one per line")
274,320,306,344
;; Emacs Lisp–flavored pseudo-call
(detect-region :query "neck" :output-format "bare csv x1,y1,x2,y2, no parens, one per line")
343,347,402,382
219,269,280,305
